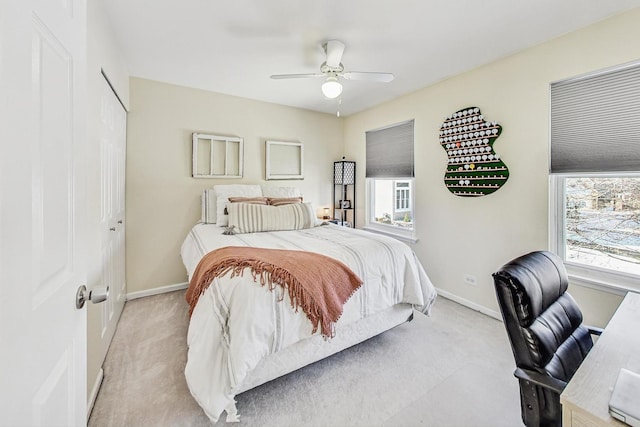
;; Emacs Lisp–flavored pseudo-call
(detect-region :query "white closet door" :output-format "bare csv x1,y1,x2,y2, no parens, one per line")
99,75,127,347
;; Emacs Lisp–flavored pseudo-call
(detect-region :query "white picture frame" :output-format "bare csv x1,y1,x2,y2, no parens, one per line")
192,132,243,178
265,140,304,180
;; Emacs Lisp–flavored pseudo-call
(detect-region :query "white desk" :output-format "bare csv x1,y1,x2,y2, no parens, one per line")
561,291,640,427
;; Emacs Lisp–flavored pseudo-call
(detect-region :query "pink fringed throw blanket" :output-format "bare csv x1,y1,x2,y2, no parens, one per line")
185,246,363,338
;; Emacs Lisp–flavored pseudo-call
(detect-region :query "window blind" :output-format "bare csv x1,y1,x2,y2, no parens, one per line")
366,119,414,178
550,62,640,174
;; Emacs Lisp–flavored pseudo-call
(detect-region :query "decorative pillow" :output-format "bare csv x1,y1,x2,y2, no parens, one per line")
214,184,262,226
224,197,269,214
228,196,268,203
261,186,301,198
201,189,217,224
227,202,316,234
267,197,303,206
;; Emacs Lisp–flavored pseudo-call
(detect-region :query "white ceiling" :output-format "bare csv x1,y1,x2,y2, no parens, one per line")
102,1,640,117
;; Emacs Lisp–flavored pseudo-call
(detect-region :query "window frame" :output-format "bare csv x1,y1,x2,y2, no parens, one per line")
364,177,417,243
394,181,411,212
550,173,640,295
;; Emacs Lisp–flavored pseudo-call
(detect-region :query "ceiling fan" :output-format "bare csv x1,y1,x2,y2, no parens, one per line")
270,40,394,99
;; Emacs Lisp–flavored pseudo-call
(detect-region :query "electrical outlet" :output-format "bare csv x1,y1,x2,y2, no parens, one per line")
464,274,477,286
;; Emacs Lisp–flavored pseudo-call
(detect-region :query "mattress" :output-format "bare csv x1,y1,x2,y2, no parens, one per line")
181,222,437,423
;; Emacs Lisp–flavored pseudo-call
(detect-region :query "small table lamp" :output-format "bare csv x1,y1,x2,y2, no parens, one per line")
322,207,331,220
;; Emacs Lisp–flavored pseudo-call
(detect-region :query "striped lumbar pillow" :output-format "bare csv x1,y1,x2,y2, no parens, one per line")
227,202,316,234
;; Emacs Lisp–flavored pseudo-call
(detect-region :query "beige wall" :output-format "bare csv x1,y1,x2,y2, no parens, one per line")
343,9,640,327
124,9,640,326
126,78,343,293
86,0,130,404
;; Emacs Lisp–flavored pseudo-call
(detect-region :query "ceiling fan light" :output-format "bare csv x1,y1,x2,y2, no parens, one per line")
322,77,343,99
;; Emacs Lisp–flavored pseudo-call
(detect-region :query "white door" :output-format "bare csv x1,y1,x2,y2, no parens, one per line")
98,75,126,355
0,0,88,425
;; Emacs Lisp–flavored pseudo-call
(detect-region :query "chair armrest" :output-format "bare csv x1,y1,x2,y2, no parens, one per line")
585,325,603,336
514,367,567,395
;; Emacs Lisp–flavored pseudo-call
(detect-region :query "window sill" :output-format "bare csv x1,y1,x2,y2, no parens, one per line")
566,266,637,297
362,226,418,244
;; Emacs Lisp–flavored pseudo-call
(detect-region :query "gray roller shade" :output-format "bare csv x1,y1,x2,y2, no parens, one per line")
366,119,414,178
550,62,640,174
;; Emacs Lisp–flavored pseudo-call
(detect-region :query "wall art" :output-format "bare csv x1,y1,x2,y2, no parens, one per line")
192,132,243,178
439,107,509,196
265,140,304,180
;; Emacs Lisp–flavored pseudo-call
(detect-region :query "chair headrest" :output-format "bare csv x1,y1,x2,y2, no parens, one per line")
493,251,568,327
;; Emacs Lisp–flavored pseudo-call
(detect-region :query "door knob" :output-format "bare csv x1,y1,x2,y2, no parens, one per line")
75,285,109,309
109,227,116,231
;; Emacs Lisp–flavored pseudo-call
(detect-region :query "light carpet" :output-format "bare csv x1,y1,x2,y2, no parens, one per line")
88,291,522,427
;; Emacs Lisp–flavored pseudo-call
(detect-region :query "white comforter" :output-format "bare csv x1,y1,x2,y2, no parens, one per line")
181,223,437,423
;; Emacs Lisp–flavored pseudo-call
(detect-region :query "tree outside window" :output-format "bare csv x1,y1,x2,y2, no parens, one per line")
563,176,640,276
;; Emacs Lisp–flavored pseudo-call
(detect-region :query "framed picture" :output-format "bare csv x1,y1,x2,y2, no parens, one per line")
265,140,304,180
340,199,351,209
192,133,244,179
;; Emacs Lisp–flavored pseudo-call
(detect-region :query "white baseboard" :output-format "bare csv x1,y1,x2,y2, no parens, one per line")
436,287,502,321
126,282,189,301
87,368,104,419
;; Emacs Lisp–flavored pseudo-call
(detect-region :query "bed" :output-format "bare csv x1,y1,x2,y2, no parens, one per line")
181,186,437,423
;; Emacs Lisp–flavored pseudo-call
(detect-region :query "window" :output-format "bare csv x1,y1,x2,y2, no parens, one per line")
369,179,413,229
550,62,640,290
395,181,411,211
365,120,415,241
554,176,640,278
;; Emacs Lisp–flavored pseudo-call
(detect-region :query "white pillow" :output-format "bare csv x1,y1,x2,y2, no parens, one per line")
214,184,263,226
260,185,301,198
227,202,316,234
201,189,217,224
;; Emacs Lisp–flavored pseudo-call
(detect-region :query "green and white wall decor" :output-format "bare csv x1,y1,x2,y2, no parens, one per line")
440,107,509,197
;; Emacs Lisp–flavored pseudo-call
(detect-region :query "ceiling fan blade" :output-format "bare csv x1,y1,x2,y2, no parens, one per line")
342,72,394,82
324,40,345,68
270,73,324,79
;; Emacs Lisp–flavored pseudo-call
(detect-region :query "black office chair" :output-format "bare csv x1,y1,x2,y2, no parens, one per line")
492,251,603,427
